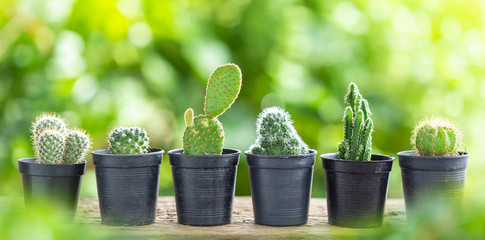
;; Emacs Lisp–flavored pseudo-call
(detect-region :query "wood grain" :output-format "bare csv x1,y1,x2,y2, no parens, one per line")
77,197,406,239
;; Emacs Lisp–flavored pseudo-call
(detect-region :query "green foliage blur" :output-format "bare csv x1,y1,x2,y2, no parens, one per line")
1,0,485,238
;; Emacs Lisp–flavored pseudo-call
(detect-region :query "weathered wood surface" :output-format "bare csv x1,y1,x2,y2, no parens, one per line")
77,197,406,239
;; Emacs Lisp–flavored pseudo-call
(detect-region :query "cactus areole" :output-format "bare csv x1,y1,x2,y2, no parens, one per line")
337,83,374,161
183,63,242,155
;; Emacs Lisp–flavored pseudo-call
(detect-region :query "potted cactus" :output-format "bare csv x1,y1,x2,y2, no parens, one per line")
245,107,316,226
320,83,394,228
168,63,242,226
91,127,163,226
397,117,469,218
18,113,90,220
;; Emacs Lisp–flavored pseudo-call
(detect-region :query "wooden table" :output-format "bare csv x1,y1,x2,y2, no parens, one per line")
77,197,406,239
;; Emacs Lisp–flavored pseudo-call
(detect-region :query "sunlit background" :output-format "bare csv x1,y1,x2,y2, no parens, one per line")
1,0,485,238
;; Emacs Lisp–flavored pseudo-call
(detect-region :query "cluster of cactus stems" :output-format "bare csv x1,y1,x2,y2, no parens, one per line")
108,127,150,154
411,117,462,156
32,113,90,164
250,107,308,155
337,83,373,161
183,63,242,155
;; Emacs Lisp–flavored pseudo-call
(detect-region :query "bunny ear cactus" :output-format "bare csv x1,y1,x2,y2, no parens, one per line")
337,83,374,161
411,117,462,156
109,127,150,154
250,107,308,155
32,113,91,164
183,63,242,155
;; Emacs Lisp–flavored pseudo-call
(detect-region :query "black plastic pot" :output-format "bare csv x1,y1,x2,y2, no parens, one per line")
168,148,240,226
91,148,163,226
245,150,316,226
321,153,394,228
397,150,469,217
18,158,86,220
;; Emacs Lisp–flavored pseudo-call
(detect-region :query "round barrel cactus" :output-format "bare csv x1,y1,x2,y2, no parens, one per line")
411,117,462,156
109,127,150,154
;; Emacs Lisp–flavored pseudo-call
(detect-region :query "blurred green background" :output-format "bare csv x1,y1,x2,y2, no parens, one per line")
1,0,485,201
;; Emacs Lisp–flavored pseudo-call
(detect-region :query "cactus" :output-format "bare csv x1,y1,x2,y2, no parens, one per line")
35,129,66,164
337,83,373,161
183,63,242,155
63,129,90,164
250,107,308,155
32,113,67,141
109,127,150,154
411,117,462,156
31,113,91,164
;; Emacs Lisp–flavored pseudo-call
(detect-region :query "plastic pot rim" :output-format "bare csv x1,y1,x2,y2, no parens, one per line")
18,158,86,176
321,153,394,174
245,149,316,169
92,148,163,168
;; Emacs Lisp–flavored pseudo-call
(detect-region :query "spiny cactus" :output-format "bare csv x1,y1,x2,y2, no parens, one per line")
35,129,66,164
109,127,150,154
183,63,242,155
32,113,67,141
32,113,91,164
337,83,373,161
250,107,308,155
63,129,90,164
411,117,462,156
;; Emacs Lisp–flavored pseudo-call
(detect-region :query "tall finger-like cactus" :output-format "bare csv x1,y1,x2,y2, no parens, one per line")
411,117,462,156
32,113,91,164
183,63,242,155
109,127,150,154
35,129,66,164
64,129,90,164
337,83,373,161
250,107,308,155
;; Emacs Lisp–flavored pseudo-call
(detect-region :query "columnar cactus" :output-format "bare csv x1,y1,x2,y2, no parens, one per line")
35,129,66,164
32,113,67,141
31,113,90,164
411,117,462,156
64,129,91,163
250,107,308,155
183,63,242,155
337,83,373,161
108,127,150,154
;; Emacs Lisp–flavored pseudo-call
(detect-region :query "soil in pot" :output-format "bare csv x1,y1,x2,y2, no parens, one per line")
168,148,240,226
91,148,163,226
397,150,469,218
321,153,394,228
245,149,316,226
18,158,86,220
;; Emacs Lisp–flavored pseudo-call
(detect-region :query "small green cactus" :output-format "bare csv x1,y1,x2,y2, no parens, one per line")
109,127,150,154
32,113,91,164
63,129,90,164
32,113,67,141
250,107,308,155
411,117,462,156
183,63,242,155
337,83,373,161
35,129,66,164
